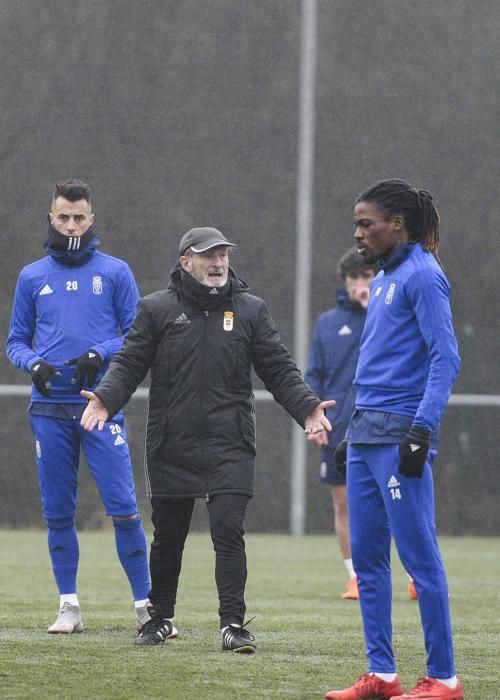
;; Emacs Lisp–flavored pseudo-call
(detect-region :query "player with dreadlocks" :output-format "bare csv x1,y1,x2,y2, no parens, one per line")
324,180,463,700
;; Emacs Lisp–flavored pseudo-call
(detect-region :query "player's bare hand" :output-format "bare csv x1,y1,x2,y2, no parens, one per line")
307,430,329,446
304,400,336,435
80,390,109,431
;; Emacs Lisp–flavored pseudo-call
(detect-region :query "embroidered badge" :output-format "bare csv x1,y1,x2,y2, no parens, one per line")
92,276,103,295
223,311,234,332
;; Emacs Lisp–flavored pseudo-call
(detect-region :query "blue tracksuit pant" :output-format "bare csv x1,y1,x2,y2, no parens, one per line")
30,412,138,518
347,443,455,678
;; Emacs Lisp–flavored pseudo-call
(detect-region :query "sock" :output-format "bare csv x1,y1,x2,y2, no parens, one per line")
344,558,356,579
433,677,458,689
60,593,79,607
372,673,397,682
134,599,149,608
113,515,150,600
221,624,241,633
47,518,79,594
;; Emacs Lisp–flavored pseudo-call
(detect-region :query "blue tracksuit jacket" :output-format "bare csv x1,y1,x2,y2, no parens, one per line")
353,242,461,433
306,290,366,447
6,249,140,403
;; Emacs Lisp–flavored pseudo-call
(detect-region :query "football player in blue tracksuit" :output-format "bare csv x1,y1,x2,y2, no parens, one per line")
6,179,151,635
325,180,463,700
306,248,376,600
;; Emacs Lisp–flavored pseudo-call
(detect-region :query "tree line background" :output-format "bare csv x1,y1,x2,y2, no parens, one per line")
0,1,498,534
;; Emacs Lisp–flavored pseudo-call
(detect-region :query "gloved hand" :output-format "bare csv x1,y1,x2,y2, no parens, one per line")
398,426,431,478
30,360,62,398
334,439,348,476
65,350,102,389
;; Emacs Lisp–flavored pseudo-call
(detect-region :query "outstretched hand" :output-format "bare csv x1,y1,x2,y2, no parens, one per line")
307,429,329,446
304,400,336,436
80,390,110,431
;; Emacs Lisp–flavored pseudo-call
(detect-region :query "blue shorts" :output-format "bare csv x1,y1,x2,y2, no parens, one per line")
319,446,346,486
29,410,139,520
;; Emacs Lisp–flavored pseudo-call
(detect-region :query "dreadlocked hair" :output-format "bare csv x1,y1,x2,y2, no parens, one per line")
356,179,440,256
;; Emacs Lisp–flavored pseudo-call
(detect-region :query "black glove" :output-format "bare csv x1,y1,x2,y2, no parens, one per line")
65,350,102,389
398,426,431,478
30,360,62,398
334,439,348,476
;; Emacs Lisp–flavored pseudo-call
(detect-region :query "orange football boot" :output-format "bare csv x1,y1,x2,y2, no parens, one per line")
325,673,403,699
389,677,464,699
341,577,359,600
408,579,418,600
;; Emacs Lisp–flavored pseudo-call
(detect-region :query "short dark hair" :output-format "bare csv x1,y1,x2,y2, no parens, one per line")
53,179,91,204
356,179,439,255
337,246,378,280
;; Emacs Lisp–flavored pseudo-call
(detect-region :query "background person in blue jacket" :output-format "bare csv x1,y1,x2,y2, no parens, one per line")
6,179,151,636
305,247,376,601
325,180,463,700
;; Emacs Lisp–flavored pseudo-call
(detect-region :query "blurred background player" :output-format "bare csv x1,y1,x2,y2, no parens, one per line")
306,247,376,600
6,179,150,634
307,248,418,602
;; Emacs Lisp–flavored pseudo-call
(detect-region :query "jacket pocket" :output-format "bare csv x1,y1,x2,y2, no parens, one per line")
238,409,256,455
146,414,168,456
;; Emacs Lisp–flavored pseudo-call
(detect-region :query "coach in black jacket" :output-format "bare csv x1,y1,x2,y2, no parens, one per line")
81,227,334,652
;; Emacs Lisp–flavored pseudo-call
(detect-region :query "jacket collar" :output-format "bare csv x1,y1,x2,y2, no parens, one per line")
379,241,416,272
168,264,250,310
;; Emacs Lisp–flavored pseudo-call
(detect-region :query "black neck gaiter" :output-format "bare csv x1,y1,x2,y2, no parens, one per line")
180,269,232,310
44,223,100,265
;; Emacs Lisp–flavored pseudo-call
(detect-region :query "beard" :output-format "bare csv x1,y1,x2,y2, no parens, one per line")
360,249,379,265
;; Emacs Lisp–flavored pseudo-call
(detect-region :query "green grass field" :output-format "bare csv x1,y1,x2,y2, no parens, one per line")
0,530,498,699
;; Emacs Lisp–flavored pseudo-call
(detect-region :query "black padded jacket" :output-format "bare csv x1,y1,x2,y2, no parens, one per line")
95,266,320,498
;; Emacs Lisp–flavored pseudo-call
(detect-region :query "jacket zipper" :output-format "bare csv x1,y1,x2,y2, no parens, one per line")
201,309,210,500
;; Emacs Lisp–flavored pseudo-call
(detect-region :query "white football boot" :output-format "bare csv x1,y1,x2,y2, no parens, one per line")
47,602,84,634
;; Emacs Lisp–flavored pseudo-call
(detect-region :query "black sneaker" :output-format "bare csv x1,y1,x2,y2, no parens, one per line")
135,606,178,646
222,623,256,653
